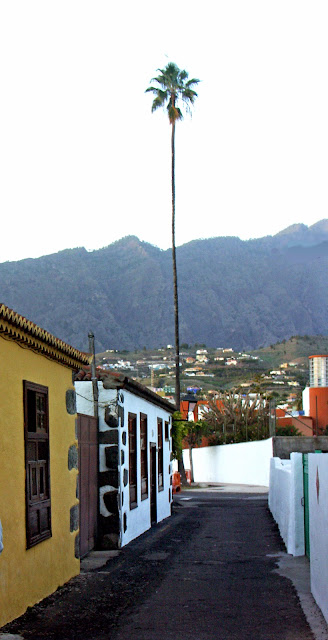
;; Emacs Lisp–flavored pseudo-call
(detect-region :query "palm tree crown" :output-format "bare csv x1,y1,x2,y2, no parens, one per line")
145,62,199,123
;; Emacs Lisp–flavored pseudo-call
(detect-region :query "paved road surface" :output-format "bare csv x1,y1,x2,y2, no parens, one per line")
2,490,326,640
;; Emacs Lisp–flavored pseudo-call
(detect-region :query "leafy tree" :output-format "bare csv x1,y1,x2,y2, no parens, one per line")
171,411,189,486
205,392,270,443
146,63,200,409
171,411,186,461
183,420,209,482
171,412,208,483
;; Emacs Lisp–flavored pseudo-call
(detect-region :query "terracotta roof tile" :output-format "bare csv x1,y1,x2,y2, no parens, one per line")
75,368,175,412
0,303,91,370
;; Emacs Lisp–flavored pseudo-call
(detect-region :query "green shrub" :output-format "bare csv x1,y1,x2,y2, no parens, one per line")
276,425,301,437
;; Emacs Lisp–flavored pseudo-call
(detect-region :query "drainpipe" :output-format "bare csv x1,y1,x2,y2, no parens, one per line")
88,331,98,419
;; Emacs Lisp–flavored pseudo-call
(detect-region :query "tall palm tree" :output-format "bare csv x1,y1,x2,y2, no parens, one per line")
146,62,199,409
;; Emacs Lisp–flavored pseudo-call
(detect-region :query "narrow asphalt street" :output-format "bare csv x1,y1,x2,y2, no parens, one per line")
3,488,328,640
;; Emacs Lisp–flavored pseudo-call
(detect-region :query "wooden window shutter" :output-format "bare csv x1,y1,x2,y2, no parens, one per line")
157,418,164,491
128,413,137,509
140,413,148,499
24,381,52,548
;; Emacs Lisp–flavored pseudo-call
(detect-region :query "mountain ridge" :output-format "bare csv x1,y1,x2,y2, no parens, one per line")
1,220,327,352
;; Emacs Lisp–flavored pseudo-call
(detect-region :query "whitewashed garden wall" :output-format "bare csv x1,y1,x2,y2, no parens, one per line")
308,453,328,625
268,453,305,556
183,438,273,487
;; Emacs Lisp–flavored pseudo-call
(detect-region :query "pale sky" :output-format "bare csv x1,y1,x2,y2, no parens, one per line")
1,1,327,263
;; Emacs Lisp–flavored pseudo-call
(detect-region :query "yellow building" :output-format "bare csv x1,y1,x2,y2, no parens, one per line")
0,304,90,627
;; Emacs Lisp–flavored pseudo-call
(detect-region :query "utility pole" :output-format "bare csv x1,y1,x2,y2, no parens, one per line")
88,331,98,419
269,399,276,437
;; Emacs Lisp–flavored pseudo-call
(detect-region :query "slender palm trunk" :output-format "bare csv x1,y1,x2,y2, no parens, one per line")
171,121,180,410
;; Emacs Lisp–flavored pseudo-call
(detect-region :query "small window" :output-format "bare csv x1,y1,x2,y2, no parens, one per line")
165,421,169,441
157,418,164,491
24,381,51,548
140,413,148,500
128,413,137,509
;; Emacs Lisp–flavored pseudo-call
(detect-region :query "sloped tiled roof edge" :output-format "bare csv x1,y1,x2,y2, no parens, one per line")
0,303,91,369
75,368,176,413
122,377,176,413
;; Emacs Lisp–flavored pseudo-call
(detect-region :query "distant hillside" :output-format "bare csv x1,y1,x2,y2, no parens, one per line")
253,335,328,369
0,220,328,352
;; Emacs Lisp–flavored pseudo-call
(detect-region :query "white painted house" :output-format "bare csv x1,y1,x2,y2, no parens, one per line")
75,371,174,549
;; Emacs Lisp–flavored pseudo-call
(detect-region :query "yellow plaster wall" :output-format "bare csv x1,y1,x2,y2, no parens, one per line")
0,336,80,627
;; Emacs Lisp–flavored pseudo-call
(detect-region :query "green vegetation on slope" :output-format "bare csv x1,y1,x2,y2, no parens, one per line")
0,223,327,352
253,335,328,368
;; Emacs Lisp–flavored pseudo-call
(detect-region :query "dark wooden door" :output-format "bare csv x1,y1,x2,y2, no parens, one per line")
150,443,157,525
77,414,98,558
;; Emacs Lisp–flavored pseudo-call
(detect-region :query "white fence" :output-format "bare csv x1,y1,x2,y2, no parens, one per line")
183,438,273,487
269,452,328,625
309,453,328,625
268,453,305,556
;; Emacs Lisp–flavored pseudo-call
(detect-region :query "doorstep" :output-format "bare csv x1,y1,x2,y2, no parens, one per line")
80,550,121,572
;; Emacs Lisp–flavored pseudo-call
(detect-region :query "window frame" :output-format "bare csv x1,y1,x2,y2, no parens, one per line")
128,412,138,509
140,413,148,500
23,380,52,549
157,418,164,492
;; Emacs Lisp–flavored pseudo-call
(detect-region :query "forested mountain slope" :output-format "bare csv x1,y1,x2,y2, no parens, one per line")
1,221,327,352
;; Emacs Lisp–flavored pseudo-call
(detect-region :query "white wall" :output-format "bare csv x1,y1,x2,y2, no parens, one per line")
267,450,328,624
75,381,172,548
120,390,172,547
309,453,328,624
302,386,310,416
183,438,273,487
75,381,117,432
268,453,305,556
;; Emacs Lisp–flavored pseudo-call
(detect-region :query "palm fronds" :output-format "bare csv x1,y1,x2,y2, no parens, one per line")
145,62,200,124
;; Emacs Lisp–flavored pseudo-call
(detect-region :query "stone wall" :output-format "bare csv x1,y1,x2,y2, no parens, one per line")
98,396,121,549
272,436,328,459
